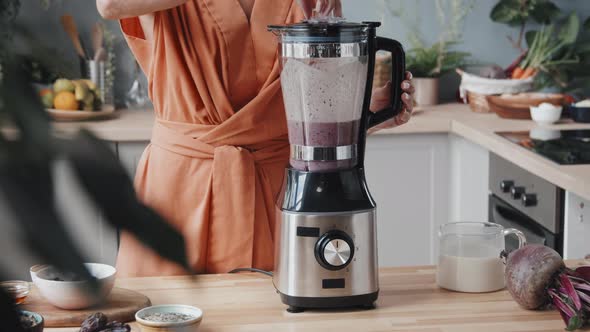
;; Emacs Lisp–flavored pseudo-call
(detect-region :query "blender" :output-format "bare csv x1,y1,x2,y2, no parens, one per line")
269,20,405,312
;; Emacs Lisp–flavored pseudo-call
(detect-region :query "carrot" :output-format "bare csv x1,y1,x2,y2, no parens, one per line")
512,67,525,79
520,67,537,79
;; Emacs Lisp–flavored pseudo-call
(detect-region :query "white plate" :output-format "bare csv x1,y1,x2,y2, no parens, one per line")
46,105,116,122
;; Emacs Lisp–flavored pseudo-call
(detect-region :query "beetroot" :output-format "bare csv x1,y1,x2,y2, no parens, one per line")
505,244,590,331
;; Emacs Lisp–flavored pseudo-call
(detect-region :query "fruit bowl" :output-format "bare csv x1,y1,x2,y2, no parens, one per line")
46,104,115,122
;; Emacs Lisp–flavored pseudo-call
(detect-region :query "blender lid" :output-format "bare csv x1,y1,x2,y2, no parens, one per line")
268,21,380,43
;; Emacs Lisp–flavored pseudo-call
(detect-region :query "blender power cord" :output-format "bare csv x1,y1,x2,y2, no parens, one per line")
228,268,273,277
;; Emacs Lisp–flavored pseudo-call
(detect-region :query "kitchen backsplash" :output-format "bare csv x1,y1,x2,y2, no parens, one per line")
14,0,590,107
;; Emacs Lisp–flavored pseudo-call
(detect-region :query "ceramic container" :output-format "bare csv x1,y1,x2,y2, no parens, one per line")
136,305,203,332
567,105,590,123
30,263,116,310
18,310,44,332
530,104,563,125
413,77,439,106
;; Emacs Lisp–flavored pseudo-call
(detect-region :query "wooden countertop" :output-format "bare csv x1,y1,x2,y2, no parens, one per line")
51,104,590,201
47,264,588,332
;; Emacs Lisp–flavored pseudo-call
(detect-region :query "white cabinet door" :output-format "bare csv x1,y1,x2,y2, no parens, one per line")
117,142,149,179
564,192,590,260
448,134,490,223
365,134,450,267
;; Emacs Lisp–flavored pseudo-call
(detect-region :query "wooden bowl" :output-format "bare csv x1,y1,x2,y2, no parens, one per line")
486,93,566,120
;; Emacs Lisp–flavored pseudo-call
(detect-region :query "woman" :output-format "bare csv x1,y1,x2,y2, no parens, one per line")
97,0,415,276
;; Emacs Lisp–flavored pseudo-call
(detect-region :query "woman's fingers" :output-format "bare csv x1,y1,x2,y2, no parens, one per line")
296,0,315,18
333,0,342,17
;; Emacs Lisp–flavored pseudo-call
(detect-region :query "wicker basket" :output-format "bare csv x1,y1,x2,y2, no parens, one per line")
456,69,535,114
466,91,493,113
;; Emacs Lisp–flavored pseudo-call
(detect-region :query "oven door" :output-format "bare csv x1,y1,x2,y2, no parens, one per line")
489,195,560,254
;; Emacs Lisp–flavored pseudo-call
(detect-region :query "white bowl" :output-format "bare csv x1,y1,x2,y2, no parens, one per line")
530,105,563,125
136,305,203,332
30,263,116,310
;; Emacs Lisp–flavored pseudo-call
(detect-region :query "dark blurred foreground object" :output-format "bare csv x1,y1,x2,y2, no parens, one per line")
0,59,190,330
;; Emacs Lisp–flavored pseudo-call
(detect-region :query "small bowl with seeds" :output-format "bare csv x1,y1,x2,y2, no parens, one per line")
135,304,203,331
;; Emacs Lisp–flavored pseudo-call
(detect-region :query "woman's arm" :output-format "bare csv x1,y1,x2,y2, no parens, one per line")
96,0,189,19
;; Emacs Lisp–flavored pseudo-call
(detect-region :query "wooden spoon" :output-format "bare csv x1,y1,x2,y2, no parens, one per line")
60,15,86,59
92,22,104,58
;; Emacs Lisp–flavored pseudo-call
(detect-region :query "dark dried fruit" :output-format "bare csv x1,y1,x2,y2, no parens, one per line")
80,312,108,332
97,321,131,332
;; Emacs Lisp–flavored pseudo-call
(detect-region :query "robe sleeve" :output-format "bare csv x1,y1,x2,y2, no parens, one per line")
120,17,152,76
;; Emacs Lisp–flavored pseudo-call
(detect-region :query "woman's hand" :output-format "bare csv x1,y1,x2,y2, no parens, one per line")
369,71,415,132
296,0,342,18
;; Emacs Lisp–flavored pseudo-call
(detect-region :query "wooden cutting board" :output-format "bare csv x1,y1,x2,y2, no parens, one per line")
21,287,151,327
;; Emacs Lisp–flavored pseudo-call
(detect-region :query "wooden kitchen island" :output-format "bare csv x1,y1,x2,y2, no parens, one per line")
46,264,581,332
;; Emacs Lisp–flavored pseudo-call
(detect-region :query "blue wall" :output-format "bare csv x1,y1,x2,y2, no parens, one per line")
14,0,590,105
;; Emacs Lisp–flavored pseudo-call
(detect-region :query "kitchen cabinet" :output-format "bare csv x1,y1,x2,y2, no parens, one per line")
365,133,450,267
564,191,590,259
448,134,490,223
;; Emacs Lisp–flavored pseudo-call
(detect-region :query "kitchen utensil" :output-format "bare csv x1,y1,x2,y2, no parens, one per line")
567,104,590,123
46,104,115,122
487,93,566,120
83,60,113,106
530,103,563,125
1,280,31,305
268,20,405,312
92,22,104,57
30,263,116,310
437,222,526,293
94,47,107,62
21,287,150,327
18,310,44,332
60,15,86,59
135,305,203,332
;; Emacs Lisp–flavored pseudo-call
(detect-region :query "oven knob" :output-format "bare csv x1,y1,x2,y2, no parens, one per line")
522,193,538,207
500,180,514,193
315,230,354,270
511,186,525,199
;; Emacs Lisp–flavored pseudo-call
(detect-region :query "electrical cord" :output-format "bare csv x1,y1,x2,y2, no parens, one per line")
228,268,273,277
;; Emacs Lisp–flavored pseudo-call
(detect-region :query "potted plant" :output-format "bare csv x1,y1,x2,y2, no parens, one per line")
406,42,470,105
378,0,473,106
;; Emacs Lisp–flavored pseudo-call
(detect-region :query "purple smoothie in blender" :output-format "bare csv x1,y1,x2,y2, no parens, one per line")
281,57,368,172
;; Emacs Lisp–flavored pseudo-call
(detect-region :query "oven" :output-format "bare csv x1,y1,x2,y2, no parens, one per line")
488,153,564,254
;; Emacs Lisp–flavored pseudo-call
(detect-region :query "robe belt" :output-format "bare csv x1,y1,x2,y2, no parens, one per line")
150,118,288,270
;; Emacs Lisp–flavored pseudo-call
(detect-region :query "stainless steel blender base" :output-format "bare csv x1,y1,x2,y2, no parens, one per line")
273,209,379,310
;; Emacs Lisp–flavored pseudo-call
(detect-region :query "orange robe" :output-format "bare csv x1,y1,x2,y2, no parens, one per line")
117,0,303,276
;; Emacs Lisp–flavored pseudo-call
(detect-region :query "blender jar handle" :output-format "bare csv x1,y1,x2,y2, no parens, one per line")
367,37,406,128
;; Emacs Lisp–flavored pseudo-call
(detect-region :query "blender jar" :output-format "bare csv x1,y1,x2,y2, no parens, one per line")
271,22,369,172
270,21,406,172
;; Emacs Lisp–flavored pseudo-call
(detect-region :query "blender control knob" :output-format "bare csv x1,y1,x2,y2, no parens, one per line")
315,230,354,270
510,186,525,199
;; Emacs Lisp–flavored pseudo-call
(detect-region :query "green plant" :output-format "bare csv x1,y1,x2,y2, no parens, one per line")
490,0,560,51
520,13,590,93
379,0,474,78
405,42,471,78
